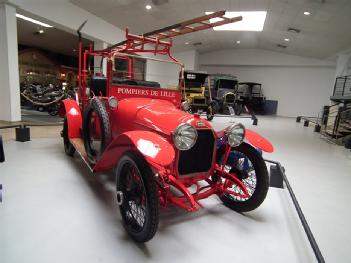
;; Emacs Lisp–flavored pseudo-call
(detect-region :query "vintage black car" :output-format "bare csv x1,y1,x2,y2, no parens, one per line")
237,82,266,114
209,73,243,115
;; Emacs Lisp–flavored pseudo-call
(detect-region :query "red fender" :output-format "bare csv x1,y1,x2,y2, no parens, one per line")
245,129,274,153
60,99,82,138
93,131,175,172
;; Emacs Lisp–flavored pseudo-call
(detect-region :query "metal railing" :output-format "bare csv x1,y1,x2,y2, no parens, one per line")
332,75,351,98
266,159,325,263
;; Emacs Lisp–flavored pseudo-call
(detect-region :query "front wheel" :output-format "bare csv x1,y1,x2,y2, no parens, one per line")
217,142,269,212
234,103,243,115
206,105,214,121
116,151,159,242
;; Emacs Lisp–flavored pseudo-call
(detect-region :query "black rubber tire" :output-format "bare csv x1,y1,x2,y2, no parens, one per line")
234,103,243,115
62,116,75,156
211,100,219,114
206,105,214,121
83,97,111,163
116,151,159,242
218,142,269,213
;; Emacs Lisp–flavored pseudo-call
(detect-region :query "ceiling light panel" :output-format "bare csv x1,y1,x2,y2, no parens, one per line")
205,11,267,31
16,14,53,28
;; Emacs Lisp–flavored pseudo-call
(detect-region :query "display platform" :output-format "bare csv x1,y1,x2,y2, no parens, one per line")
0,138,316,263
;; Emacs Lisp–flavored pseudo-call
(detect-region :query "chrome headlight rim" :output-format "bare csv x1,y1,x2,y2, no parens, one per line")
225,122,245,147
172,123,198,151
108,96,118,109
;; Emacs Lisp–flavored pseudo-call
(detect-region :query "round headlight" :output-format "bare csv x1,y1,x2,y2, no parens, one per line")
181,101,190,112
225,122,245,147
108,96,118,109
173,123,197,151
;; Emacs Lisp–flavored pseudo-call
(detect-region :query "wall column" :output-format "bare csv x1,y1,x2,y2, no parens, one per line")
0,3,21,122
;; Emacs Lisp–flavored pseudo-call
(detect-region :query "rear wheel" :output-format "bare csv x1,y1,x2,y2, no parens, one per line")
116,151,159,242
83,97,111,163
217,142,269,212
62,116,75,156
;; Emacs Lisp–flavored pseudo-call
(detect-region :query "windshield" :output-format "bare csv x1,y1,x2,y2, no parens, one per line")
218,79,237,90
112,55,182,90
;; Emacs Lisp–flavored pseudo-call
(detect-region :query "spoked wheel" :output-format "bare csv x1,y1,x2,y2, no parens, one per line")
116,151,159,242
62,116,75,156
83,97,111,163
216,142,269,212
206,105,214,121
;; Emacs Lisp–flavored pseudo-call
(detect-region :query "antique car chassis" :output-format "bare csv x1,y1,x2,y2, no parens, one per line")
182,70,214,121
60,12,274,242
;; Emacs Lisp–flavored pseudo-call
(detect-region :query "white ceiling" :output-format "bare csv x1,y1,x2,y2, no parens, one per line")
69,0,351,59
17,17,92,57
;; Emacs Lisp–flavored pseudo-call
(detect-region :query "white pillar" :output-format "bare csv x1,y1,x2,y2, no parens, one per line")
94,41,108,76
335,53,351,79
0,3,21,122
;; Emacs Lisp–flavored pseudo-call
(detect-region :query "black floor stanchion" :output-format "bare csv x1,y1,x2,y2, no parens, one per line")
265,159,325,263
314,124,321,133
15,125,30,142
269,165,284,188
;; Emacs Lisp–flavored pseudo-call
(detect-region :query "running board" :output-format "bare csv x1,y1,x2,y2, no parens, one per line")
70,138,94,172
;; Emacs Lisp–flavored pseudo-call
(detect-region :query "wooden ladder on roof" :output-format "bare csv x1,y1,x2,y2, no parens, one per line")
107,11,242,53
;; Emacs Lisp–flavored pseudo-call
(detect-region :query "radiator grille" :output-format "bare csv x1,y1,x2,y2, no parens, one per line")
193,97,206,105
178,129,215,175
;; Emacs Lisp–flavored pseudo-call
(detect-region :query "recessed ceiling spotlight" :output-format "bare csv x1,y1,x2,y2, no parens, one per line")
73,49,77,52
193,42,202,46
16,14,53,28
284,38,290,42
303,11,311,15
288,27,301,33
145,4,152,10
236,40,241,44
38,29,44,34
185,42,190,45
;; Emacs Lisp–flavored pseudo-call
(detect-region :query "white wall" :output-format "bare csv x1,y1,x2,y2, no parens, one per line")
143,50,199,88
199,49,336,117
173,50,199,70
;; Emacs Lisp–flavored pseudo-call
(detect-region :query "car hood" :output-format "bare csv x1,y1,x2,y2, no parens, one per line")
118,98,212,135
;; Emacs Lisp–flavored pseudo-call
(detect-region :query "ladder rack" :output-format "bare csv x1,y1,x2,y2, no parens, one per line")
106,11,242,56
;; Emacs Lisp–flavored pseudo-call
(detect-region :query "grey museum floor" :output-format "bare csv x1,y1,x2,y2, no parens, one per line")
1,116,350,263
